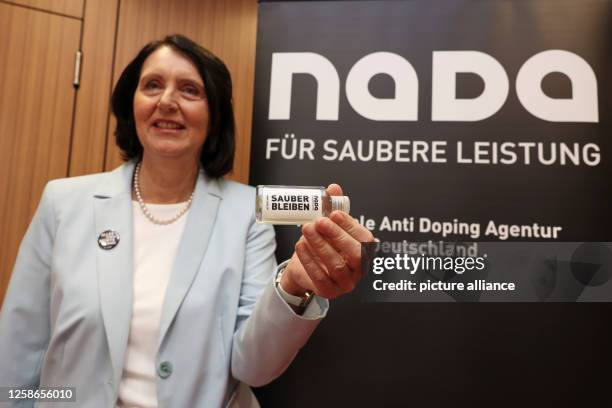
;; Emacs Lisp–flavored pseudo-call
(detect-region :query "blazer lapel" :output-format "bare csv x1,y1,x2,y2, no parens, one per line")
158,171,222,347
94,162,135,385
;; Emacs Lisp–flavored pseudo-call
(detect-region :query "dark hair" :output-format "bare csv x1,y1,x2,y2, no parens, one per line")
111,34,235,178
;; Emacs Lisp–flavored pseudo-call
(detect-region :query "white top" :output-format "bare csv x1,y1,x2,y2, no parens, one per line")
117,201,189,408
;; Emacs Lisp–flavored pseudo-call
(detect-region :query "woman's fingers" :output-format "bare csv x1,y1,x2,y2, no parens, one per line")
309,217,360,274
326,183,343,196
301,222,357,293
329,211,375,243
312,213,374,271
291,183,374,299
295,238,341,298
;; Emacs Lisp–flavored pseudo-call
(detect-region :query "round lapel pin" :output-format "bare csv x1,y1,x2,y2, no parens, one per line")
98,230,120,250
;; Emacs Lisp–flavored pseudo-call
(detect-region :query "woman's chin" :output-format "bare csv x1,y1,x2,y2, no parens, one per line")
144,143,195,160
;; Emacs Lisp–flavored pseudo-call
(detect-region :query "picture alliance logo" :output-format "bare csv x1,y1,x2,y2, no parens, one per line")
268,50,599,123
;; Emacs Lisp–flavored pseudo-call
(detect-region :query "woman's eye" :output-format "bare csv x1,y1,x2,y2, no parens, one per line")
182,86,200,96
144,80,160,90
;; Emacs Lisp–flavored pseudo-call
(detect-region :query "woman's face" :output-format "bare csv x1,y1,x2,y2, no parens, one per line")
133,46,209,162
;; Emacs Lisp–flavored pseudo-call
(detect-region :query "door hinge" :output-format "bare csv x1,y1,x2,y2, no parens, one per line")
73,50,82,89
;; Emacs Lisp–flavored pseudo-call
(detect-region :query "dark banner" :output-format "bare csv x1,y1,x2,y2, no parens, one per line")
249,1,612,406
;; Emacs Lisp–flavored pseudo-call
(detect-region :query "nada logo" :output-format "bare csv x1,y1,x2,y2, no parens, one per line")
268,50,598,123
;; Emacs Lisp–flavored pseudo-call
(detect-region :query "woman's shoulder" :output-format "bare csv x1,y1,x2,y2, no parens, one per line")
45,163,132,199
47,171,110,189
213,178,258,216
215,178,254,197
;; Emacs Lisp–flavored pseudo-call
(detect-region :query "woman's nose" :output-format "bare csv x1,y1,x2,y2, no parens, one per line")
157,89,178,112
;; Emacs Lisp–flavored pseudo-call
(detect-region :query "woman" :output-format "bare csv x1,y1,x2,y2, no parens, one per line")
0,35,373,407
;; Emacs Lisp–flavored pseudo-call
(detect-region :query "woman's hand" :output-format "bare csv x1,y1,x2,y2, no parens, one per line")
280,184,375,299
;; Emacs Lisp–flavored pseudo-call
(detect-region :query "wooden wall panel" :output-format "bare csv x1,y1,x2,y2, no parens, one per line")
0,3,81,302
2,0,84,18
69,0,119,177
104,0,258,184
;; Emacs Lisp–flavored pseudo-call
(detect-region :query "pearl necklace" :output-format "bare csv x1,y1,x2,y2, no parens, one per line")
133,161,195,225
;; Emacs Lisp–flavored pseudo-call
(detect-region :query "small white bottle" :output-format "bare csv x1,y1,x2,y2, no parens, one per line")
256,185,350,225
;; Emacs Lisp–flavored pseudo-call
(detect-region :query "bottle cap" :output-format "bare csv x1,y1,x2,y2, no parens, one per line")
331,196,350,214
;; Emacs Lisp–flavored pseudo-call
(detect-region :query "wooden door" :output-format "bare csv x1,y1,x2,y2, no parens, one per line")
0,2,81,303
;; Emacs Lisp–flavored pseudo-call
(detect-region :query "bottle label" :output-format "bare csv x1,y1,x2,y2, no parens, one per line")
260,187,323,222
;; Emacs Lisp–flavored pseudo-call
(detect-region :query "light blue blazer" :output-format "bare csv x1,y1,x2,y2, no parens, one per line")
0,161,327,407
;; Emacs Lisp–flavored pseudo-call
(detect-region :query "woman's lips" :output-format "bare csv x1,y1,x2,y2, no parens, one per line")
151,120,186,133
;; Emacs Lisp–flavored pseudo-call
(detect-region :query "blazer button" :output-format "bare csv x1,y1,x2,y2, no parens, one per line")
157,361,173,379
